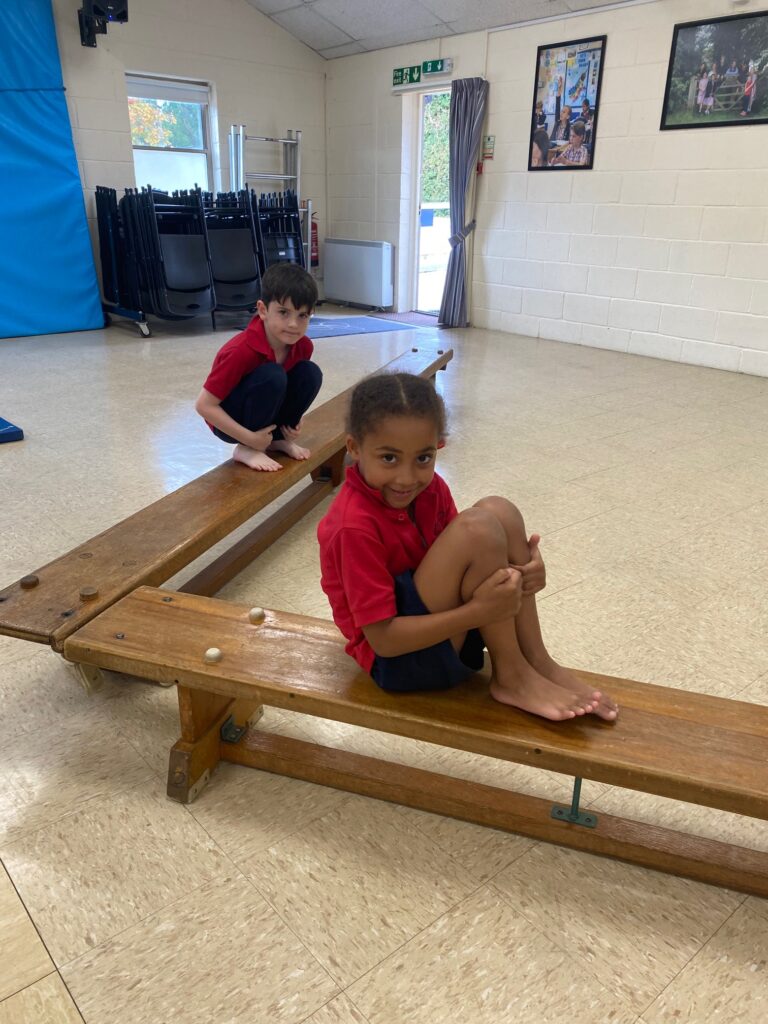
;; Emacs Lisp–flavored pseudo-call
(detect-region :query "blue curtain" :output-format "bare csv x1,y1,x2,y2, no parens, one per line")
0,0,102,338
438,78,489,328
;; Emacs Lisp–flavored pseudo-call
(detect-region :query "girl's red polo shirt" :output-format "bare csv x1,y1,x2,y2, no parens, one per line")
318,464,458,673
202,316,313,401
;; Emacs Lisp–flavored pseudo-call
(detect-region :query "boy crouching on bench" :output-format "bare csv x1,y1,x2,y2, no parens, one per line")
195,263,322,472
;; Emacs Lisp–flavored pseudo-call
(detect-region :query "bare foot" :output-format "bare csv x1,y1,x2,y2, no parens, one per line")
233,444,283,471
489,666,597,721
268,439,310,461
532,656,618,721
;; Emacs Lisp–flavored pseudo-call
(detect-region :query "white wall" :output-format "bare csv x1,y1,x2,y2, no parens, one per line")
326,0,768,377
52,0,326,258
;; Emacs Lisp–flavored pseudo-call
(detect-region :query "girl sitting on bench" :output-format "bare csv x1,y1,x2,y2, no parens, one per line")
318,373,618,722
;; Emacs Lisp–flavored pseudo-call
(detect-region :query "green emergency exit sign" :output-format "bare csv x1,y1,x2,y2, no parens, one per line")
422,58,446,74
392,65,421,86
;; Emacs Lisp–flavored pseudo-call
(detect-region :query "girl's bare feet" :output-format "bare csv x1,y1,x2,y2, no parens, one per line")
268,439,311,461
489,665,597,721
530,656,618,721
233,444,283,471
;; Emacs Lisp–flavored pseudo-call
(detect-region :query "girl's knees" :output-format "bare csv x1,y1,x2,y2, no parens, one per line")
473,495,526,535
452,506,508,553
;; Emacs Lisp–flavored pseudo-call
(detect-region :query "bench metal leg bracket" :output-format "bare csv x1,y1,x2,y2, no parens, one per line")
220,715,248,744
551,776,597,828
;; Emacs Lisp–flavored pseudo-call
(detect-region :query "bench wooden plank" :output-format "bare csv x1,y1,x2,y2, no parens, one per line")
0,343,451,651
63,586,768,821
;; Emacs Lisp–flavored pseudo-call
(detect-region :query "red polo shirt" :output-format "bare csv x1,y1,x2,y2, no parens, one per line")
202,315,313,401
318,464,458,673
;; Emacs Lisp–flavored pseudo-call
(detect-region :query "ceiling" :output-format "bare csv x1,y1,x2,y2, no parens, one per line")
245,0,640,59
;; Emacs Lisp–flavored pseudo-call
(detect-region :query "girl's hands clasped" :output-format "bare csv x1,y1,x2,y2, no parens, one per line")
472,567,523,624
510,533,546,595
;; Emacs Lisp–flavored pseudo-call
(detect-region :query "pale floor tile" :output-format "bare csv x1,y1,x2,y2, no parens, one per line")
1,777,229,965
347,886,637,1024
240,795,478,987
188,762,350,864
0,863,54,1002
537,570,687,657
641,900,768,1024
0,709,153,845
62,875,338,1024
0,973,82,1024
92,676,182,777
491,844,742,1013
304,994,370,1024
0,646,115,750
396,803,534,885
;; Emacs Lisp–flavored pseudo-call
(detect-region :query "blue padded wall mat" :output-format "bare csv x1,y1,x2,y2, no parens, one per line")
0,0,102,338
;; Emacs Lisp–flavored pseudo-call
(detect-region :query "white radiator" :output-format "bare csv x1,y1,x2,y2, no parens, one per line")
323,238,394,308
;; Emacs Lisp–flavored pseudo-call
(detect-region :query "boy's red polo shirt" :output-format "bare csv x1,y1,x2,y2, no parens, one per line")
202,315,313,401
318,464,458,673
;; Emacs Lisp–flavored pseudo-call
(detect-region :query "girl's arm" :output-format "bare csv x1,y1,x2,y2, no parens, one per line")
363,567,521,658
194,388,275,450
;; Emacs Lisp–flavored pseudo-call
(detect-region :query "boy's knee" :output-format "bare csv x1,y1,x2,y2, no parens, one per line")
293,359,322,389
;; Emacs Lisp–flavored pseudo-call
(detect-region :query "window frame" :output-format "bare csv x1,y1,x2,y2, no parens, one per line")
125,73,214,191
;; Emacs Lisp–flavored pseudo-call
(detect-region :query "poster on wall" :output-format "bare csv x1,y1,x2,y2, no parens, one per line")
529,34,606,170
660,10,768,129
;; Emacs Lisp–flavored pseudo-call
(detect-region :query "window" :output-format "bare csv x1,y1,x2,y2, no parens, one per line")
126,74,212,193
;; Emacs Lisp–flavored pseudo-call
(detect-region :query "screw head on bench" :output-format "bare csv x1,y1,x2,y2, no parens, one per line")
79,586,99,602
204,647,223,664
437,349,444,354
248,607,265,624
411,347,418,352
20,574,40,590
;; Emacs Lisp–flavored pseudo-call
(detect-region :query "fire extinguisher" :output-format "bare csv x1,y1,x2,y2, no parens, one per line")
311,212,319,268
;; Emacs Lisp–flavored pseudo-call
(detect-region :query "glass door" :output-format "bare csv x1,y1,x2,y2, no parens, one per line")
415,92,450,315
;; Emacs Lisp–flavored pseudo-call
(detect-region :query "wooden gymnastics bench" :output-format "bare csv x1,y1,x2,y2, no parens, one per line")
64,585,768,899
0,342,452,666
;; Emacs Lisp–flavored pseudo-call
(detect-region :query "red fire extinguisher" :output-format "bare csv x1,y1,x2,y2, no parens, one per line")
311,213,319,267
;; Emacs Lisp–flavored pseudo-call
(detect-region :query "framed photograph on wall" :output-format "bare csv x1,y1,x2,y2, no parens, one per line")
661,10,768,129
529,34,606,171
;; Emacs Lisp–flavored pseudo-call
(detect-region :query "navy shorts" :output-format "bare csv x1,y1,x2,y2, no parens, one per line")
370,571,485,693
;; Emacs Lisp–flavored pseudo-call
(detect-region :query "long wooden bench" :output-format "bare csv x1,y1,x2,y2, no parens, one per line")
64,586,768,898
0,342,452,659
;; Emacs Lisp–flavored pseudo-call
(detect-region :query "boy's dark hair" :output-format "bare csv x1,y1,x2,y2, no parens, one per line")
260,262,318,311
347,372,447,440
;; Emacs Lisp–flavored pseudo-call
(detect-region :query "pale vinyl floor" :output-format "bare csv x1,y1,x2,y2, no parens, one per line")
1,312,768,1024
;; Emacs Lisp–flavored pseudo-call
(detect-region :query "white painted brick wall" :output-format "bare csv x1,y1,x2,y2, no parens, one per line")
322,0,767,374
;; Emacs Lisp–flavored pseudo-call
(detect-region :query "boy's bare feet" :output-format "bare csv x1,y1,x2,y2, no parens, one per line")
489,665,597,721
233,444,283,471
529,656,618,721
268,439,311,461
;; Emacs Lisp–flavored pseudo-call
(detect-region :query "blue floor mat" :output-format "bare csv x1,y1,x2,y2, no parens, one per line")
0,417,24,442
306,316,419,339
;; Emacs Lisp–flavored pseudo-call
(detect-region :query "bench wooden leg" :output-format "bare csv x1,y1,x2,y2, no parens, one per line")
223,728,768,899
167,687,264,803
312,447,346,487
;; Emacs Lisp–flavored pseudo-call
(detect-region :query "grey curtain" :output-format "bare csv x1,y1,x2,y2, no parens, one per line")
438,77,489,328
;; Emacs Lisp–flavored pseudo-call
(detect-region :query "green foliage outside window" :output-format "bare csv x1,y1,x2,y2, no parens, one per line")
421,93,450,213
128,97,204,149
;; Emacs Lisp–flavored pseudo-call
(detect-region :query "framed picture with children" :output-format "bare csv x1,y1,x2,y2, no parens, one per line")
660,10,768,130
529,34,606,171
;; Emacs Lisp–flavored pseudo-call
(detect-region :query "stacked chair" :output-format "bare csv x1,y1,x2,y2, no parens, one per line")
95,184,304,336
256,189,306,270
201,190,263,330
